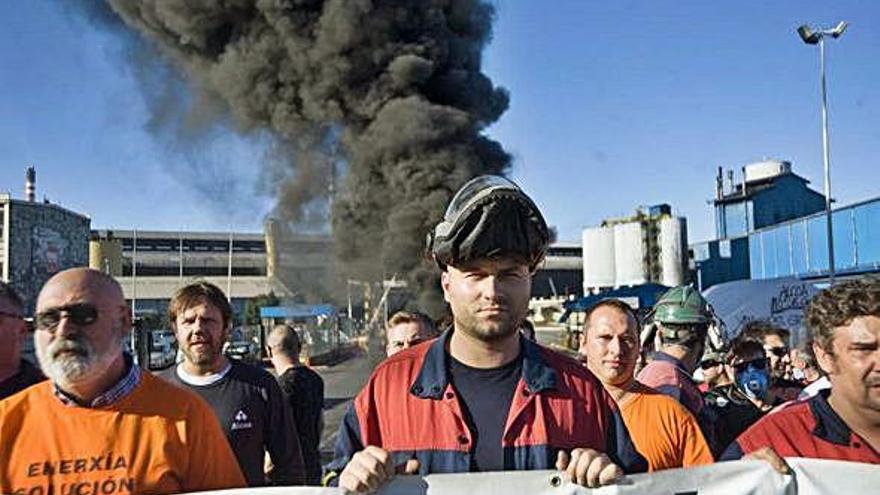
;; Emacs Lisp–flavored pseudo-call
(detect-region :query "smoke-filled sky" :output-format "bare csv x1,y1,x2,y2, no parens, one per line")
2,0,880,245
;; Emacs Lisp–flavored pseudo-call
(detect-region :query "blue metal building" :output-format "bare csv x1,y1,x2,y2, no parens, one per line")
712,160,825,240
692,161,880,289
747,196,880,280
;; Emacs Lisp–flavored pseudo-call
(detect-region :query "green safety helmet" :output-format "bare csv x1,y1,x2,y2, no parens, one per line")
652,285,712,326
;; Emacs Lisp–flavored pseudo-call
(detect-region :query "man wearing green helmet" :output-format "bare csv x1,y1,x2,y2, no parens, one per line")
637,285,719,453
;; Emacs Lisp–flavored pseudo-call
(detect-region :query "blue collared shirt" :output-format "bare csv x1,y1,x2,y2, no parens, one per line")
53,353,141,408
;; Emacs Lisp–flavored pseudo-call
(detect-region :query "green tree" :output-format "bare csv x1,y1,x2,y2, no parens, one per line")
244,292,280,325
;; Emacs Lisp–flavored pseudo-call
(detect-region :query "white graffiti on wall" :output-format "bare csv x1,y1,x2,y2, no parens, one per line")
31,226,69,277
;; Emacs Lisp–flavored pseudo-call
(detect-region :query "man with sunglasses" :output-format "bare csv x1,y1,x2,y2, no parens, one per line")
697,349,731,393
705,338,772,453
739,320,802,404
722,276,880,467
0,282,44,400
161,281,306,486
0,268,245,494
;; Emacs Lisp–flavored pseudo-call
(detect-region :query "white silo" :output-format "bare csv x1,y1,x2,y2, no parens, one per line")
582,226,616,294
659,217,688,287
614,222,647,287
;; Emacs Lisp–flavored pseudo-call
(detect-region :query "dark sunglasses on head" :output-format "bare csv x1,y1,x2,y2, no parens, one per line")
765,346,789,358
734,358,768,371
700,360,722,369
35,303,99,330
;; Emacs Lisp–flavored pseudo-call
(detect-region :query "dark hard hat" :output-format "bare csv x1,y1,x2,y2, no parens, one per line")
427,175,549,270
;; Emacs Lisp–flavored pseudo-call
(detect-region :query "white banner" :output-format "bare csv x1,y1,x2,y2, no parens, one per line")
703,277,820,345
190,458,878,495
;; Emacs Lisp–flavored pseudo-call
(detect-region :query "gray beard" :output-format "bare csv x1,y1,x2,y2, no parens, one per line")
37,333,122,388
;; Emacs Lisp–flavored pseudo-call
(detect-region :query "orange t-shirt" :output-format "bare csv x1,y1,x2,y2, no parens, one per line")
0,371,246,494
618,382,714,471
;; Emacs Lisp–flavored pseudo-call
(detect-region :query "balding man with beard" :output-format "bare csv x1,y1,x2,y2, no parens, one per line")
0,268,245,495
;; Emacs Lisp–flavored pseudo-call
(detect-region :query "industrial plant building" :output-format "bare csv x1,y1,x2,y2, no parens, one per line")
713,160,826,239
1,167,91,312
89,222,335,318
6,158,879,327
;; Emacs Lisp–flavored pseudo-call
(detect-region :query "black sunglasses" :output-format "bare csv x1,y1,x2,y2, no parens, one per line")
35,303,99,331
734,358,768,371
700,359,722,370
765,346,790,358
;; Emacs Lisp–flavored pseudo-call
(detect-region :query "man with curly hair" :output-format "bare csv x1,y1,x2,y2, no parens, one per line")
721,276,880,468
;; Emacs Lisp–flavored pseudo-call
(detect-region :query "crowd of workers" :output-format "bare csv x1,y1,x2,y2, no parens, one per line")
0,175,877,494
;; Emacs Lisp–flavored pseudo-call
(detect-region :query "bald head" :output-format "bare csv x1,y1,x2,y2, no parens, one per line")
34,268,131,397
38,268,126,310
268,324,301,359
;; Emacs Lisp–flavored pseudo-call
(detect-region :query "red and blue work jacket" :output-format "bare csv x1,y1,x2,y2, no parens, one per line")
721,389,880,463
324,333,647,483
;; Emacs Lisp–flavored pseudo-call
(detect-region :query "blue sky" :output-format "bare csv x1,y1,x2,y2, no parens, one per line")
2,1,878,243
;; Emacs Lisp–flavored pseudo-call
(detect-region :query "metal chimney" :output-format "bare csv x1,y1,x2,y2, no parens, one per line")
25,166,36,202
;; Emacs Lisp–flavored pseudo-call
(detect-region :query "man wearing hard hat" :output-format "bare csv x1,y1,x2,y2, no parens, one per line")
638,285,719,453
325,175,647,492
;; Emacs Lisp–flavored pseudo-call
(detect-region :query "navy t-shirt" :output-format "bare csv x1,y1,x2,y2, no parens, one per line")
448,352,523,472
160,361,305,486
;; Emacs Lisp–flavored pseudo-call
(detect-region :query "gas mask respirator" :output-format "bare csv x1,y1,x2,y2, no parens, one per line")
735,361,770,401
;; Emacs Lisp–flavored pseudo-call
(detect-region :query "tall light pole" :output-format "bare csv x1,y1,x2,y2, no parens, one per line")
797,21,847,284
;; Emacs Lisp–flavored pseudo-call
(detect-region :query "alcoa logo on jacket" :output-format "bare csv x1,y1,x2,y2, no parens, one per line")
231,410,253,431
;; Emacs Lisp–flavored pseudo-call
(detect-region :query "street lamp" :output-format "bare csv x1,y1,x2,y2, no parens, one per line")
797,21,847,284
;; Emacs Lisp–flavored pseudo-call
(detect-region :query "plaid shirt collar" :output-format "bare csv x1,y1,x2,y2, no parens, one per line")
53,353,141,408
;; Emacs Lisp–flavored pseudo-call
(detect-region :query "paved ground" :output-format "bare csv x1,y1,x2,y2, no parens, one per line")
317,341,385,463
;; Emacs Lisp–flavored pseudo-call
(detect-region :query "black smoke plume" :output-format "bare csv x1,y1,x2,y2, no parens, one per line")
76,0,510,314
